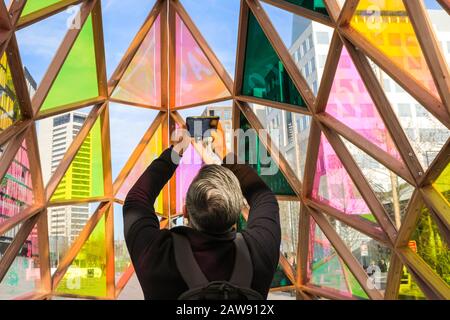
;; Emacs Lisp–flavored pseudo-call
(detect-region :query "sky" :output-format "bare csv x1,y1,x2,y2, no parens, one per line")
12,0,448,236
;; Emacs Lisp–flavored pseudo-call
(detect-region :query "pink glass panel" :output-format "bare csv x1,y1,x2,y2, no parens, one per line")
0,141,33,223
175,13,229,107
326,47,402,161
175,143,204,214
312,133,370,215
112,16,161,107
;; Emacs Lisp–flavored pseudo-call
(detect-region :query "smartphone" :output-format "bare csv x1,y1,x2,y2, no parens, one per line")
186,116,220,139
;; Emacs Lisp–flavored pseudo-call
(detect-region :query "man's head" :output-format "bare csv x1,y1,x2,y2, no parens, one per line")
184,165,243,234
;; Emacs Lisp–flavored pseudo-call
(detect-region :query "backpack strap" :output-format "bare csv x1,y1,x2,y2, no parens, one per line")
172,233,209,289
172,232,253,289
229,233,253,287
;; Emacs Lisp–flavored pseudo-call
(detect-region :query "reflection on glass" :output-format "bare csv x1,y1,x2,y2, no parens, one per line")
433,162,450,204
279,201,300,269
112,16,161,107
398,266,426,300
175,13,229,107
242,11,306,108
113,204,131,283
285,0,328,16
350,0,438,97
0,53,21,132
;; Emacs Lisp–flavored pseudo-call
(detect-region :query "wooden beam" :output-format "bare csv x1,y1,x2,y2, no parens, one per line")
105,201,115,298
396,190,423,248
337,0,358,26
420,186,450,232
0,128,27,183
236,95,312,116
436,0,450,14
91,0,108,99
36,209,52,294
301,120,320,199
0,119,32,146
0,205,43,237
233,0,250,96
300,284,357,300
383,253,403,300
296,203,310,286
420,137,450,186
115,265,135,299
35,97,107,120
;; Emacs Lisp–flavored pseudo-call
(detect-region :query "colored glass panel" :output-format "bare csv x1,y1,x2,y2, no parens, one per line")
433,162,450,203
175,13,229,107
398,266,426,300
113,203,131,283
411,206,450,286
56,215,107,297
285,0,328,16
112,16,161,107
175,143,204,214
21,0,62,17
50,116,104,202
350,0,438,97
279,201,300,269
326,47,402,161
312,133,371,216
0,53,21,133
242,11,306,108
271,265,293,288
0,225,40,299
308,220,367,298
239,112,295,196
116,125,163,214
0,141,34,224
342,137,413,228
40,15,98,112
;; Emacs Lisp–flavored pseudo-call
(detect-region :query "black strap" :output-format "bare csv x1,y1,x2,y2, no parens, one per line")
172,232,253,289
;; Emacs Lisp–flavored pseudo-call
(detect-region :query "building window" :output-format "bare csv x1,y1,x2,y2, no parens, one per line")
209,110,215,116
383,78,391,92
318,54,327,68
415,104,428,117
53,114,70,127
312,81,318,95
398,103,411,117
316,32,329,44
73,114,86,124
302,41,308,57
310,59,316,73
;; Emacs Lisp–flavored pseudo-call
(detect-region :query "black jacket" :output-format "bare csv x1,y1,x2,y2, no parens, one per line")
123,147,280,299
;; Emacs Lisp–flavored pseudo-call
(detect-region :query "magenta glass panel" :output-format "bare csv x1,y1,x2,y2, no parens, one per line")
0,141,33,222
175,143,204,214
312,133,370,216
112,15,161,107
175,13,229,107
326,47,402,161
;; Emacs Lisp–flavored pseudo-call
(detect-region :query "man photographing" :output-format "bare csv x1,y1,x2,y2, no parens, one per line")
123,123,281,300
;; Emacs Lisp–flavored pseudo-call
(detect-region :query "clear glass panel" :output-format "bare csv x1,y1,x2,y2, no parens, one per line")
175,13,230,107
279,201,300,270
115,124,163,214
239,112,296,196
40,14,98,113
425,2,450,67
242,11,307,108
411,205,450,286
0,141,34,225
285,0,329,16
247,102,312,184
112,15,161,107
0,224,41,300
370,63,449,170
16,9,69,93
21,0,61,17
109,103,160,180
262,2,333,96
342,137,414,228
113,203,131,284
326,47,402,161
117,272,144,300
50,114,104,202
56,214,107,297
308,220,368,298
433,162,450,203
102,0,157,78
350,0,439,98
326,215,391,294
48,202,101,270
180,0,240,78
0,53,21,132
312,133,374,221
398,266,426,300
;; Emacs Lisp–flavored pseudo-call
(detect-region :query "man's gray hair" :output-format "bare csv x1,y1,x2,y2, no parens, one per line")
186,165,244,233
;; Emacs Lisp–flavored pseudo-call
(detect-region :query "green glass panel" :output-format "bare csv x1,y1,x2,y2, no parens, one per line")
242,11,306,108
398,266,426,300
411,206,450,286
239,113,295,196
343,265,369,299
285,0,329,16
50,116,104,201
271,265,293,288
40,15,98,112
56,215,107,297
21,0,62,17
0,53,21,133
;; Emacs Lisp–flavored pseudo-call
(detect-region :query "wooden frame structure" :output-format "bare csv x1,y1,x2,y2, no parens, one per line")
0,0,449,300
